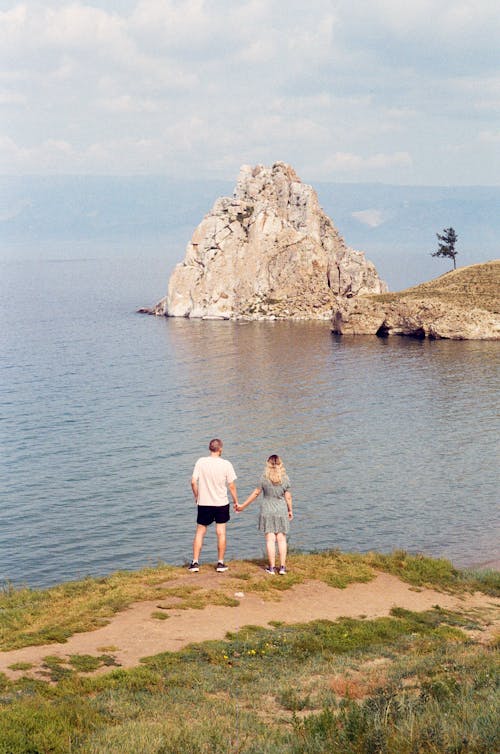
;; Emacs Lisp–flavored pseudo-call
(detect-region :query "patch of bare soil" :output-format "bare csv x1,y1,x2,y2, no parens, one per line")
1,573,498,681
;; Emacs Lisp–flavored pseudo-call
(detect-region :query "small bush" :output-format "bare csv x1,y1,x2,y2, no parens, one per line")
277,688,311,711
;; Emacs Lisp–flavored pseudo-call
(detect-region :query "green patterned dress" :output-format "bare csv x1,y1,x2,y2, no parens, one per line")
257,475,291,534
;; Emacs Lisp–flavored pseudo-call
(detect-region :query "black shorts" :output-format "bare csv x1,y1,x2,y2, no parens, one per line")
197,504,230,526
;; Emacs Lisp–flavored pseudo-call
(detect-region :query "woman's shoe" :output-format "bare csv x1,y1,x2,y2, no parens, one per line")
265,566,276,575
278,565,287,575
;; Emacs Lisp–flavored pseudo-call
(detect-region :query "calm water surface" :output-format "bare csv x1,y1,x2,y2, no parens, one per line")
1,256,499,587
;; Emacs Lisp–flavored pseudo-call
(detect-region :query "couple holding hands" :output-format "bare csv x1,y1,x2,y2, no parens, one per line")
188,438,293,576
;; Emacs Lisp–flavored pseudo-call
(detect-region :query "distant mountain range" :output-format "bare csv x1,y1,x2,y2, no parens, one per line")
1,175,499,290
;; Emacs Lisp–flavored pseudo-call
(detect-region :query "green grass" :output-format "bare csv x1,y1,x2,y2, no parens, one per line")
365,550,500,595
68,654,120,672
0,607,498,753
1,551,498,652
0,564,178,650
7,662,33,672
36,653,122,681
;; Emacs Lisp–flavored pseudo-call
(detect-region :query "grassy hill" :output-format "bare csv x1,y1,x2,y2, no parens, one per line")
373,260,500,314
0,552,498,753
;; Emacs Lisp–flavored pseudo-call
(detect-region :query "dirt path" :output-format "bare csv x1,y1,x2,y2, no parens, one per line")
2,573,498,680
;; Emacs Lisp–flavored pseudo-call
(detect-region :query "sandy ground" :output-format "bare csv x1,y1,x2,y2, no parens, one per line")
1,571,498,681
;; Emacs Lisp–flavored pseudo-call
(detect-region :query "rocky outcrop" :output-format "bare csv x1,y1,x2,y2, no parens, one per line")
332,261,500,340
150,162,387,319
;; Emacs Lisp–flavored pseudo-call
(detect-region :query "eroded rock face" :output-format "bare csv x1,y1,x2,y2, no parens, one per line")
332,298,500,339
152,162,387,319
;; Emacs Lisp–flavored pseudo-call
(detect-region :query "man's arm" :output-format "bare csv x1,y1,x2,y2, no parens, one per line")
191,477,198,503
228,481,238,509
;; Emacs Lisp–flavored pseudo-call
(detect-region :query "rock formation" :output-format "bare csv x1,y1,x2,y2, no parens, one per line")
332,261,500,340
150,162,387,319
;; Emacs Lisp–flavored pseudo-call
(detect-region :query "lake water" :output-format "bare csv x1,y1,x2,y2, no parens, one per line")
1,254,499,588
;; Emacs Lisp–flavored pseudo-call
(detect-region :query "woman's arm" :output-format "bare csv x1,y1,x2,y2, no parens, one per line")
284,490,293,520
237,487,261,511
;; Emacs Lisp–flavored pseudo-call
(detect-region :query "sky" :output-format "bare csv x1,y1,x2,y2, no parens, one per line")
1,0,500,184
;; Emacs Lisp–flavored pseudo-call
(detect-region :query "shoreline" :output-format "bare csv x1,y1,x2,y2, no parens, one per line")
4,549,500,593
467,557,500,571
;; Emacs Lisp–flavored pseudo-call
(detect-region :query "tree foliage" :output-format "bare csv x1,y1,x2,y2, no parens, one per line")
431,227,458,269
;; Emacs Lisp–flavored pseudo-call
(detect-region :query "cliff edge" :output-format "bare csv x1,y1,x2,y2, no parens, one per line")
150,162,387,319
332,261,500,340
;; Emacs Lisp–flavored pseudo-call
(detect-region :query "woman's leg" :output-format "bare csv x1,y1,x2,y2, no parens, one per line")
265,532,276,567
276,532,287,567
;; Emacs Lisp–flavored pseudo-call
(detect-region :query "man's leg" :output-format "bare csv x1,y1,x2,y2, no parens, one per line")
265,532,276,568
193,524,207,562
215,523,226,563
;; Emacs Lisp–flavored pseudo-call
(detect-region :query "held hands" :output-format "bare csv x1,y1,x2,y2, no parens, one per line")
234,500,251,513
235,490,260,513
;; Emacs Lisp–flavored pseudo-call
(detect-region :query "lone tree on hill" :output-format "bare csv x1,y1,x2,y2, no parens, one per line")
431,227,458,270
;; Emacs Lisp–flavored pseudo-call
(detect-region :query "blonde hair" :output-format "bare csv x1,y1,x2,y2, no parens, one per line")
264,454,286,485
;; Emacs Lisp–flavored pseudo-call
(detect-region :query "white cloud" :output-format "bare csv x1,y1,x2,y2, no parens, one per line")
0,4,27,31
130,0,206,40
237,38,277,64
334,0,500,62
325,152,413,172
474,99,500,112
0,197,31,222
44,138,73,153
351,209,386,228
0,134,30,161
0,0,498,183
44,4,126,49
0,91,26,105
50,56,76,80
100,95,161,113
0,134,82,170
479,130,500,143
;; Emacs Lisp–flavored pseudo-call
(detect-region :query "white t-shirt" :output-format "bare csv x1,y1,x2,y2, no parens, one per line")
192,456,237,507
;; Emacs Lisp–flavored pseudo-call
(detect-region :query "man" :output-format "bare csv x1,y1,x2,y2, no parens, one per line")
189,438,238,573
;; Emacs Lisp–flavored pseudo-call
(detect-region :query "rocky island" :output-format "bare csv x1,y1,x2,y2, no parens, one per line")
332,261,500,340
147,162,387,319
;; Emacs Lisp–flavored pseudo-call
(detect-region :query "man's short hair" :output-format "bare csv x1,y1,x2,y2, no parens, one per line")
209,438,223,452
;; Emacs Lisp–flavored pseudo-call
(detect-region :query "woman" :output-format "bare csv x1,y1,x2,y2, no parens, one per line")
237,455,293,575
